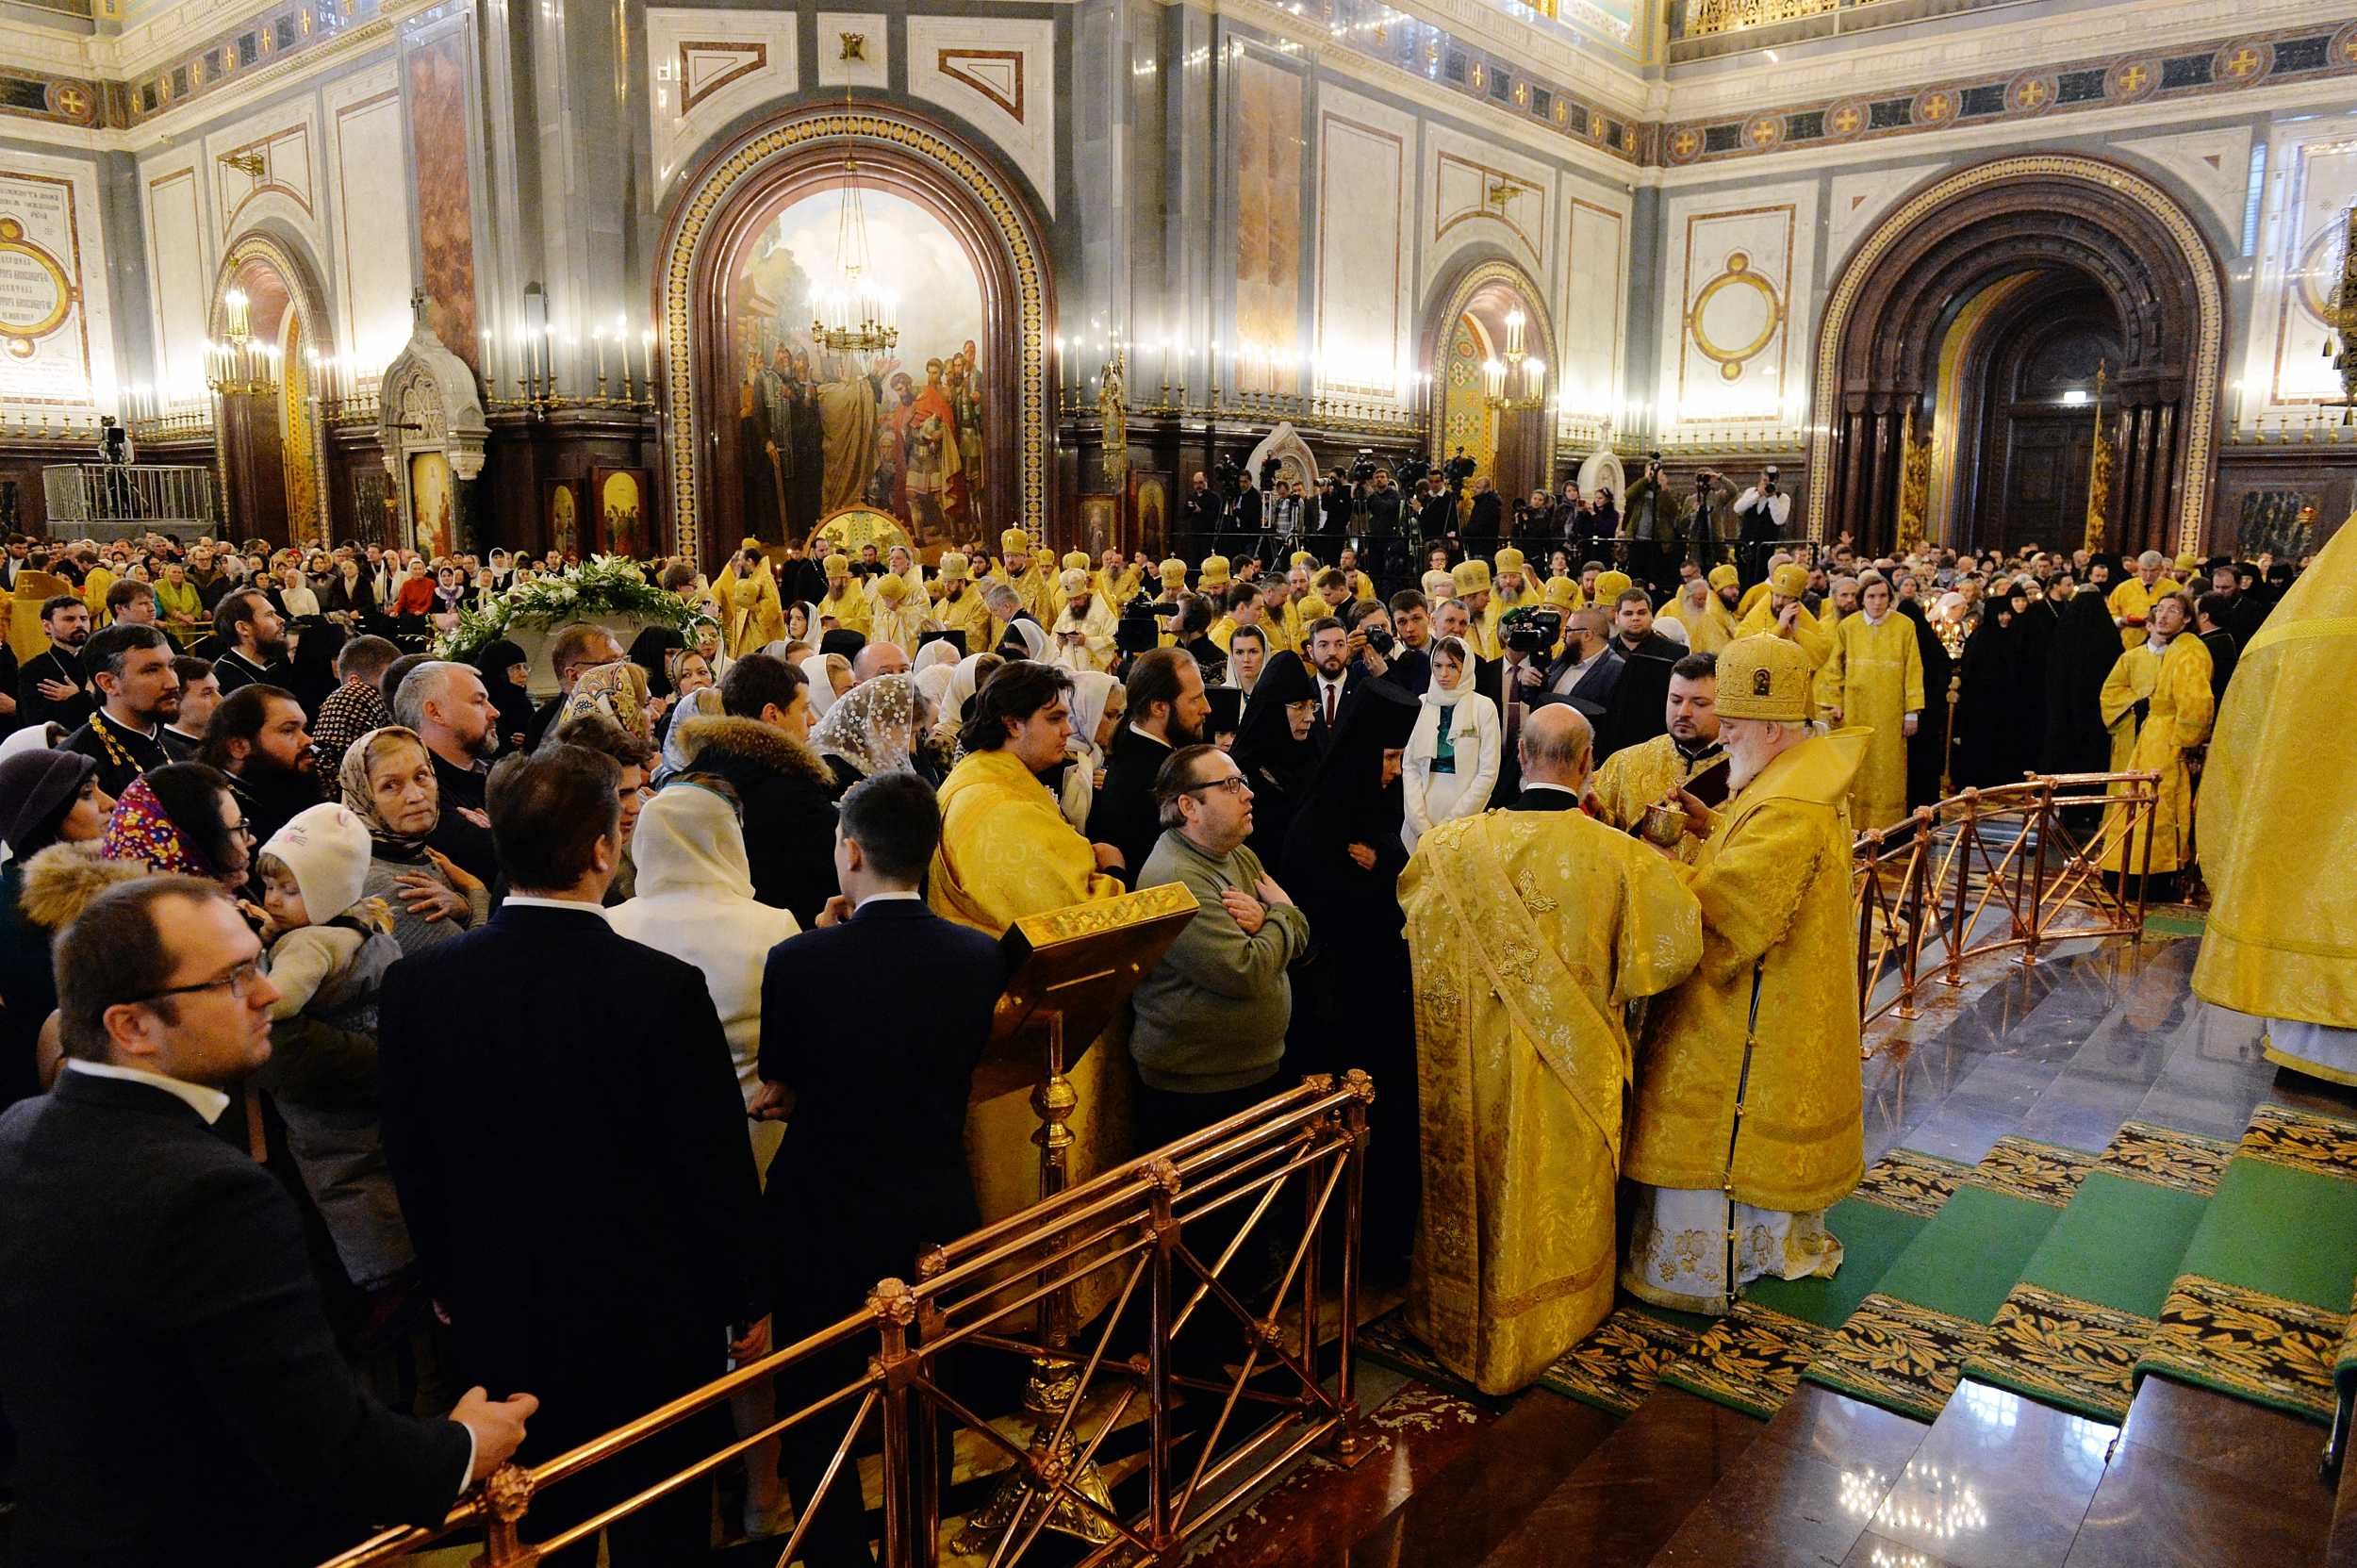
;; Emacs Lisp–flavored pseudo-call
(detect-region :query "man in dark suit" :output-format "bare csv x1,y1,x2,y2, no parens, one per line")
1089,646,1209,880
380,744,766,1565
0,876,532,1566
1181,470,1227,561
751,771,1006,1568
1607,587,1686,663
1540,605,1628,711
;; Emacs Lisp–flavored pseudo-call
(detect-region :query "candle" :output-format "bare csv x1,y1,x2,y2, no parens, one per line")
595,328,607,383
642,326,655,388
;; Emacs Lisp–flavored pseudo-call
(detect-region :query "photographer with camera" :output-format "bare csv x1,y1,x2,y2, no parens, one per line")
1733,465,1791,577
1229,468,1263,561
1342,597,1422,696
1687,468,1739,574
1182,470,1226,563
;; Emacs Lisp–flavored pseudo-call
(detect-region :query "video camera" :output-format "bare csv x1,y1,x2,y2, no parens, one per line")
1211,453,1244,499
1348,450,1378,484
1115,588,1178,655
1259,456,1283,492
1500,603,1563,657
1442,447,1476,491
1394,454,1432,491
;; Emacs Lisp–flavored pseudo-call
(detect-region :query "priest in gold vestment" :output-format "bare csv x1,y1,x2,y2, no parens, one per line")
930,660,1129,1223
2104,551,2183,651
2096,592,2212,878
1734,562,1834,675
2193,513,2357,1083
715,544,786,658
931,553,996,652
1624,635,1868,1313
1586,652,1726,867
1403,704,1702,1394
815,553,873,640
1816,573,1925,831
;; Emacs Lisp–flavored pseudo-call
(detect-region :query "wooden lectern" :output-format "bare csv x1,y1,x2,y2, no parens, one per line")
952,881,1198,1553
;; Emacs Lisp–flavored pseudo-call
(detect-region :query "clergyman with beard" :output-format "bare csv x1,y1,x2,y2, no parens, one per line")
1085,647,1211,883
61,622,181,797
207,588,293,697
20,595,96,733
199,684,321,852
1621,635,1869,1317
391,660,503,885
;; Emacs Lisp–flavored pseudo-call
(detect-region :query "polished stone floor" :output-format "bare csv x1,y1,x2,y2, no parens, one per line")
1187,930,2357,1568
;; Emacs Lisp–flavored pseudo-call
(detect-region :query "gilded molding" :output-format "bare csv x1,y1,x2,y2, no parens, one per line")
1806,155,2221,558
660,107,1047,569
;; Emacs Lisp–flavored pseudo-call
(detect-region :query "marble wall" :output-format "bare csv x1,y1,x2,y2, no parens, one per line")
1231,49,1304,398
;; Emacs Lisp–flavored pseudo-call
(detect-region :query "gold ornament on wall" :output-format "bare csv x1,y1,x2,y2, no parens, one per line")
1895,404,1932,557
1099,348,1128,487
2084,361,2112,554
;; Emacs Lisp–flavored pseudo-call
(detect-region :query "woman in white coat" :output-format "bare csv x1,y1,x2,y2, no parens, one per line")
1401,635,1501,850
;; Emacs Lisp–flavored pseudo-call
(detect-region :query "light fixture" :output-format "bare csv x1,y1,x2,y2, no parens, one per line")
810,100,899,371
204,288,279,396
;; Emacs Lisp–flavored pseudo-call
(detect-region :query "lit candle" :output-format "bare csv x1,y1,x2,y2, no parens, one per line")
642,326,655,388
594,327,607,383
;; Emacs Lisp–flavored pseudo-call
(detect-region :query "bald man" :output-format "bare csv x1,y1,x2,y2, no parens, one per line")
1400,698,1702,1393
852,641,909,683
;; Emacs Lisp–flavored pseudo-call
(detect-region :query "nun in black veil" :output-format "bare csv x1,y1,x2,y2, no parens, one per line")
2039,586,2123,827
1277,676,1422,1268
1230,651,1317,861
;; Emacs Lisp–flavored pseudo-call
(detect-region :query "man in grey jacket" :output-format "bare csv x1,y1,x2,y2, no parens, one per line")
1130,742,1311,1150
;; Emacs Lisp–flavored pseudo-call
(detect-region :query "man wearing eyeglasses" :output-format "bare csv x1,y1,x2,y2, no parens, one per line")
1129,743,1310,1150
0,875,537,1564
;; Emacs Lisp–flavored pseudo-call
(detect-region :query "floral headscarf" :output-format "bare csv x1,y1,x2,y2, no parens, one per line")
101,775,211,877
338,725,438,853
656,685,727,784
555,659,650,738
810,672,927,781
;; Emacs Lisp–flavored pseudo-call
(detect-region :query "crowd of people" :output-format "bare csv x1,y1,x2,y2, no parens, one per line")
0,507,2318,1564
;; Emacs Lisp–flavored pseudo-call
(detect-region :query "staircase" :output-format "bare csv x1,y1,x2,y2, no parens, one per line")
1191,1099,2357,1568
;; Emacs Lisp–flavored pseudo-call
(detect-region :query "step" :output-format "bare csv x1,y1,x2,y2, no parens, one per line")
1474,1388,1760,1566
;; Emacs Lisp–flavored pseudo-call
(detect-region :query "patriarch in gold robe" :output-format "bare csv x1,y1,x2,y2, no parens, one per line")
930,659,1129,1222
1624,635,1868,1314
2096,591,2211,879
2193,512,2357,1084
1816,571,1925,831
1403,703,1702,1393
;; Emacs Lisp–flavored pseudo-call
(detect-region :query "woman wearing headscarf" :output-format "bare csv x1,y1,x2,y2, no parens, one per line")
807,672,931,798
2040,586,2124,784
912,638,960,680
103,764,253,893
627,626,685,708
653,686,727,786
1400,635,1502,851
799,652,852,720
323,554,375,632
996,616,1050,664
471,635,536,755
1230,651,1317,861
1054,669,1125,832
288,619,347,718
554,659,652,744
0,750,128,1110
336,726,491,955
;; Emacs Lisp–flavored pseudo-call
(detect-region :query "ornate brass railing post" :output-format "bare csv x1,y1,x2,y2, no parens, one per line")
1943,790,1979,985
1899,807,1933,1017
1144,1157,1182,1555
2020,781,2052,965
1331,1070,1376,1463
870,1279,916,1568
470,1465,534,1568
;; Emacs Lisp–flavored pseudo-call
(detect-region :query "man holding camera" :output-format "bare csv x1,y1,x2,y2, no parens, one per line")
1732,465,1791,578
1687,469,1740,574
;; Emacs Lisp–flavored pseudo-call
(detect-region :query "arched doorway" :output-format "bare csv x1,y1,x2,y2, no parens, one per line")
208,234,333,548
1426,260,1558,506
1811,157,2224,559
657,103,1053,570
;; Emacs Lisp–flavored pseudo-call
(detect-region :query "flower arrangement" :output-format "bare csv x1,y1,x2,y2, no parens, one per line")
434,554,712,663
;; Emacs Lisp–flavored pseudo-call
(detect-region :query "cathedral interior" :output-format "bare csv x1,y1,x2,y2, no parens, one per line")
1,0,2355,1557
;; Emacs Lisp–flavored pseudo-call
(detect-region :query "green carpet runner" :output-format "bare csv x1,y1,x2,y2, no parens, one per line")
1803,1134,2149,1420
2135,1102,2357,1424
1651,1146,1968,1418
1958,1124,2233,1420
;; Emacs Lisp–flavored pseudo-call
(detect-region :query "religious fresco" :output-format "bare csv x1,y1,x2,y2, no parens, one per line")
404,34,480,371
594,467,650,556
727,186,987,553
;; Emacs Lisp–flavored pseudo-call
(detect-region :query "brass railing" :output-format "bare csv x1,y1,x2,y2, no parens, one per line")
321,1073,1374,1567
1851,771,2162,1037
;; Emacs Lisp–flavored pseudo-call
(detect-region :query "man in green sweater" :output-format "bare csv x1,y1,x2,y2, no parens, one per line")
1130,742,1311,1150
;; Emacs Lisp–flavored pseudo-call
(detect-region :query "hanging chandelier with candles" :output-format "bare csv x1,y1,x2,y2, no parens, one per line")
1484,308,1546,410
205,288,280,397
810,118,898,371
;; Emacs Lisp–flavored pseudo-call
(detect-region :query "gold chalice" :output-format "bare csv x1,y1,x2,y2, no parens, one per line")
1639,800,1689,847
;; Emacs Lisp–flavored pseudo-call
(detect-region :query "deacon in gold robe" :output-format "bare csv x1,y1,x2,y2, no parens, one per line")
1624,635,1868,1314
1094,549,1142,605
716,543,786,658
1403,704,1702,1394
1453,559,1502,661
1658,575,1736,655
931,659,1129,1223
2096,591,2212,878
2105,551,2183,651
2192,512,2357,1082
1734,562,1834,673
1817,572,1925,830
1586,652,1726,866
814,553,873,640
997,529,1056,625
931,553,995,652
1049,569,1118,673
867,569,931,653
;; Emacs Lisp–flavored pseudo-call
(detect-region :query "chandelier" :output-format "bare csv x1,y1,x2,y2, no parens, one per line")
1485,308,1546,409
2321,203,2356,426
810,137,898,370
205,288,279,396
